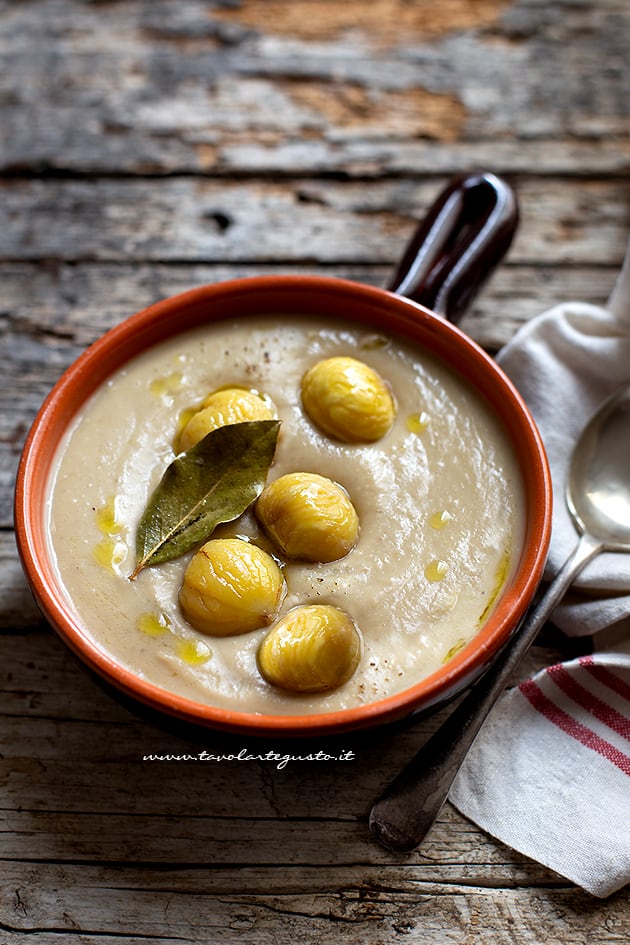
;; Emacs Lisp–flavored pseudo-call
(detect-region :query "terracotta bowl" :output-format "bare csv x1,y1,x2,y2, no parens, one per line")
14,175,552,738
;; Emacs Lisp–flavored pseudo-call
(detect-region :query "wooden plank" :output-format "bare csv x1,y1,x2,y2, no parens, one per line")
1,1,628,176
1,178,629,266
1,261,619,334
0,802,545,873
0,862,627,945
0,261,619,364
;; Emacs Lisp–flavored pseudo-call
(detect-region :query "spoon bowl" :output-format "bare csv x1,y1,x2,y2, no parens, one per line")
568,385,630,548
370,381,630,851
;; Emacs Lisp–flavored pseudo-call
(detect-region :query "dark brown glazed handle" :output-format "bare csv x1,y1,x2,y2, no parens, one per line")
387,172,518,323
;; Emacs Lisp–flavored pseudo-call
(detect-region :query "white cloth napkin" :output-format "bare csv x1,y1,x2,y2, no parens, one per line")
450,243,630,898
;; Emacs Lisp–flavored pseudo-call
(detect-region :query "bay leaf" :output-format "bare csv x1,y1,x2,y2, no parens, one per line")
130,419,281,578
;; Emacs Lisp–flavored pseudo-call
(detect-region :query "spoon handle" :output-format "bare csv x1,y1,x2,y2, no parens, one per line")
369,531,603,852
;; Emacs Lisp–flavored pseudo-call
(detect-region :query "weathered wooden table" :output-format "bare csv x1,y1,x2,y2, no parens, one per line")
2,1,629,942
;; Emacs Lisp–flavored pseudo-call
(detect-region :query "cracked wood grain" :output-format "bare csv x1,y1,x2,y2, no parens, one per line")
1,862,628,944
1,1,628,177
1,178,628,265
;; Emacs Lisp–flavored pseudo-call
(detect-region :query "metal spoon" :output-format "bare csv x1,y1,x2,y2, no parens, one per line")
369,383,630,852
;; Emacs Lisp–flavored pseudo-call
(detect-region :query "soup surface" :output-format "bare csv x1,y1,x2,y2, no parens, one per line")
46,314,525,715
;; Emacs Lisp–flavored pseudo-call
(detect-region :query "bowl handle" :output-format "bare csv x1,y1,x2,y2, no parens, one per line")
386,172,519,324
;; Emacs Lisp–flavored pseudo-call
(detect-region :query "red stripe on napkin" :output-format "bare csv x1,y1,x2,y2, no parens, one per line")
546,664,630,741
519,678,630,777
579,655,630,703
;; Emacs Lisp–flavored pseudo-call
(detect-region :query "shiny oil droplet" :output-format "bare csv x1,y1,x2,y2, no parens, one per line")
94,537,128,572
442,637,467,664
150,371,183,398
360,333,389,350
424,558,448,582
477,550,511,626
406,411,430,434
137,612,171,637
429,509,453,530
96,496,124,536
178,639,212,665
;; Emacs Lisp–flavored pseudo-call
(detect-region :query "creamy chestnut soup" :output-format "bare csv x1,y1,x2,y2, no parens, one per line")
46,315,525,715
